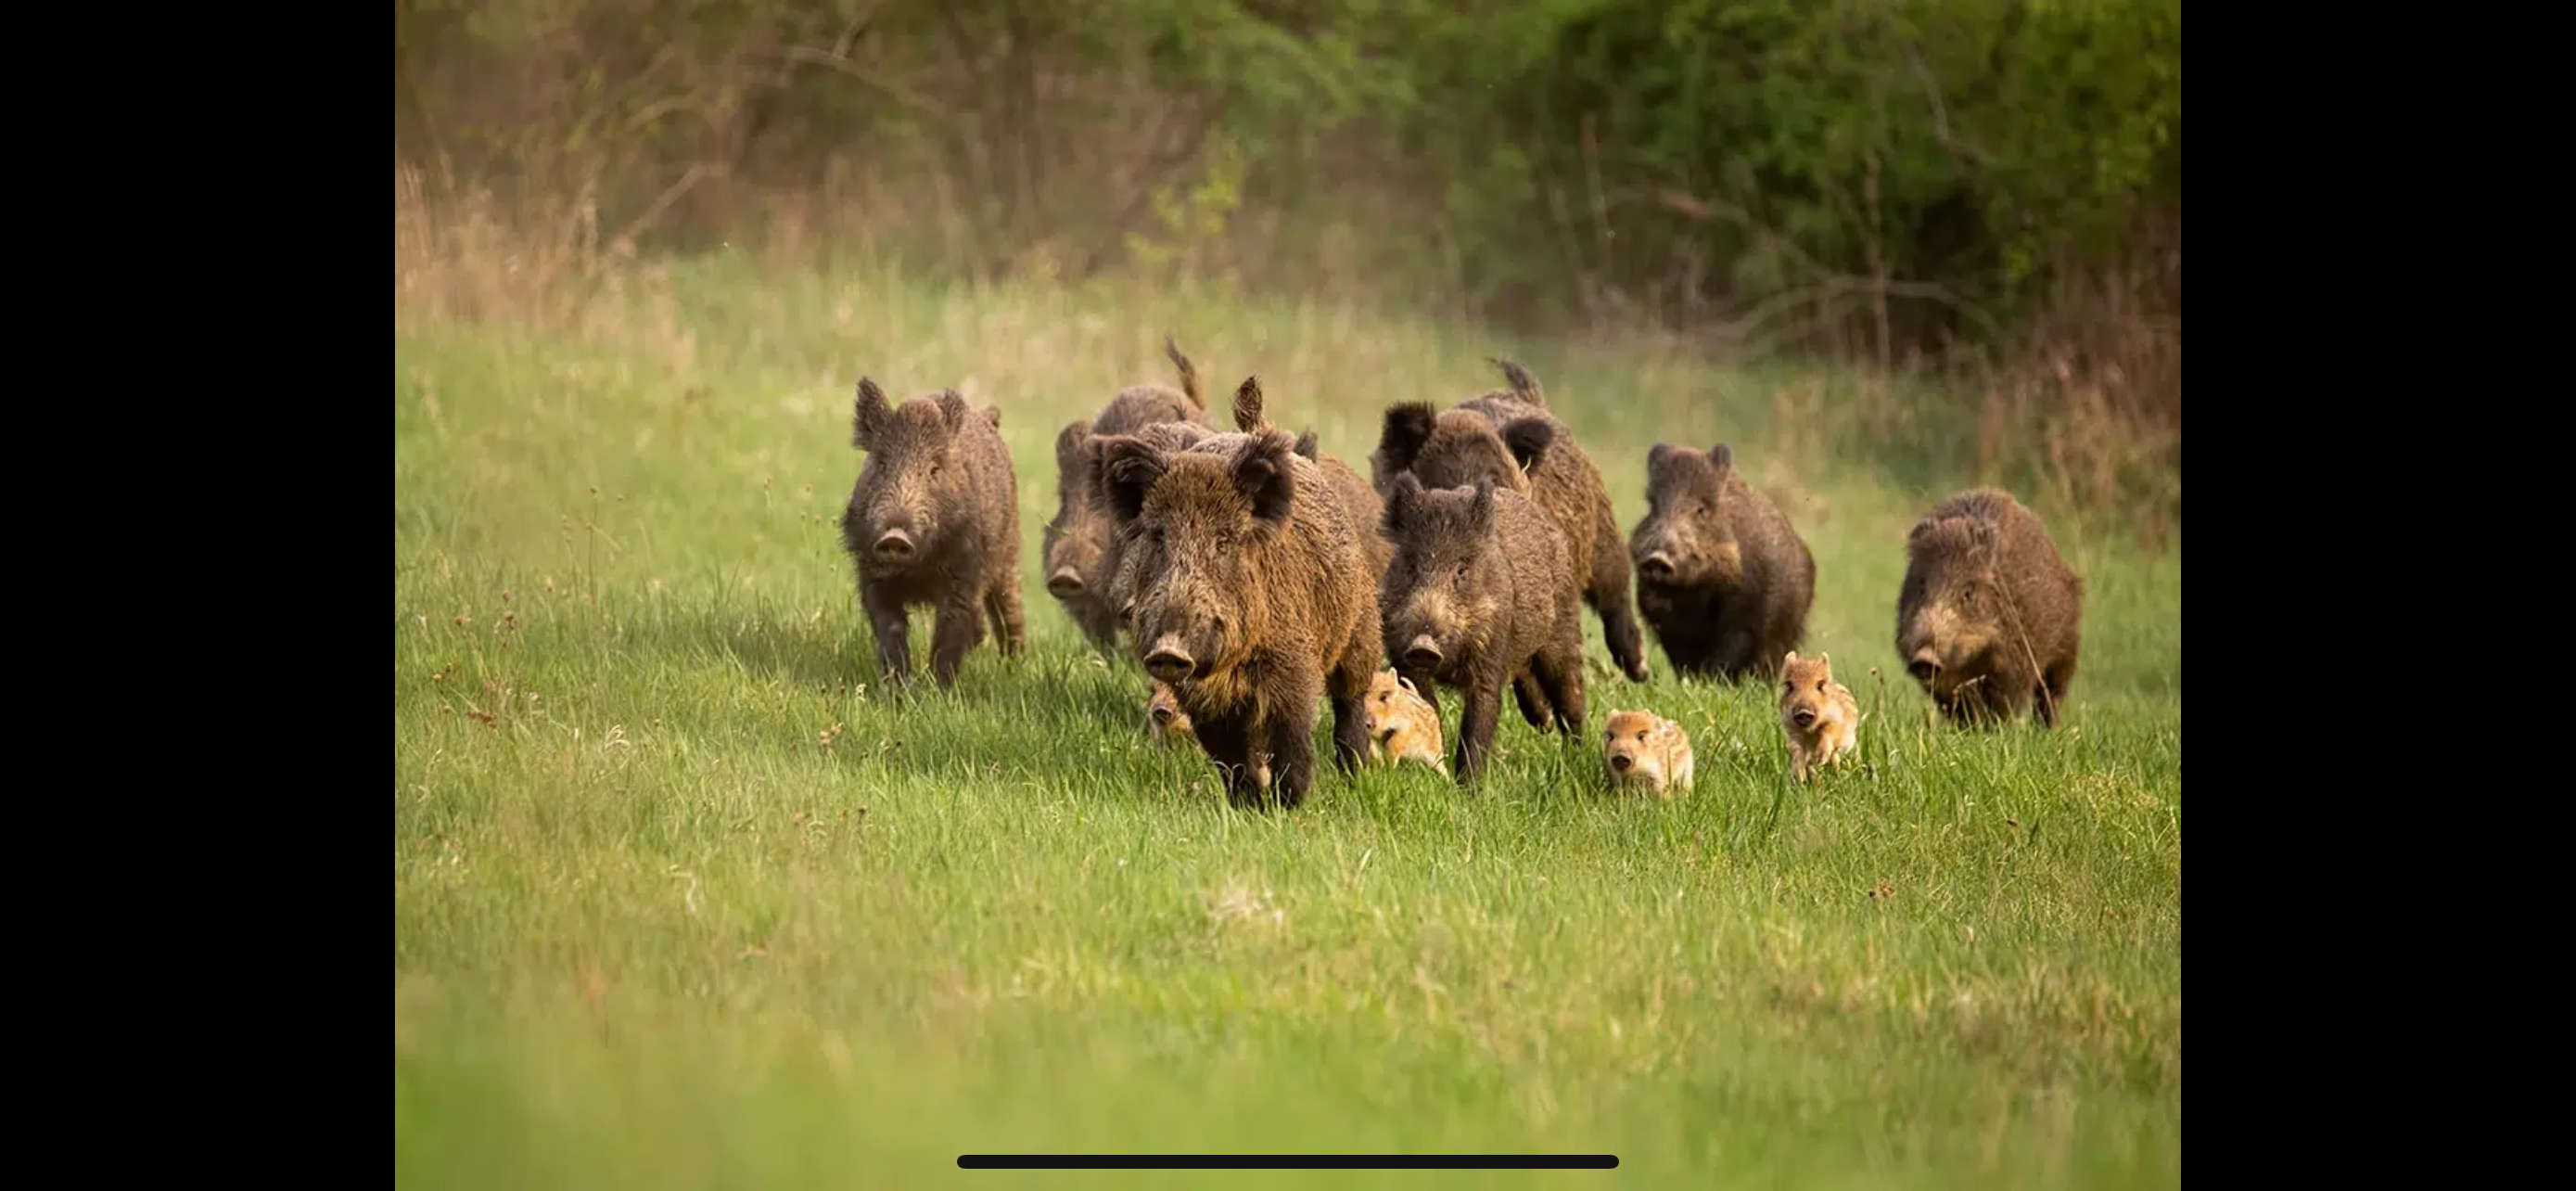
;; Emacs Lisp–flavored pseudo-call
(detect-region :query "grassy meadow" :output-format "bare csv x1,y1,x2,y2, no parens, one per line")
393,254,2182,1189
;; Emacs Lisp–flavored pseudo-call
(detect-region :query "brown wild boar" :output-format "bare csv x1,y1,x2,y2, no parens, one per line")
1776,650,1861,782
1042,336,1212,652
1371,358,1652,685
1601,710,1694,797
1894,488,2085,727
1234,377,1395,583
1095,424,1384,809
1363,670,1448,775
1628,442,1817,684
1379,472,1588,783
838,378,1026,691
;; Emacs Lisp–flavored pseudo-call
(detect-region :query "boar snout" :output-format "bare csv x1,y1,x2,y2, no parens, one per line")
1143,635,1197,684
1149,703,1176,725
1906,648,1941,684
1402,634,1444,670
1611,751,1634,773
873,526,918,560
1639,551,1677,580
1046,568,1085,598
1792,707,1817,728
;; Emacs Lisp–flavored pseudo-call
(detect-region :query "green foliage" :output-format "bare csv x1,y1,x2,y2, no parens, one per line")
396,0,2181,355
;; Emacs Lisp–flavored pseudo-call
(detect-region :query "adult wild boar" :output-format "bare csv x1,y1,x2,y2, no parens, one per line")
1371,358,1652,685
1095,425,1383,809
839,378,1025,691
1233,376,1394,583
1379,473,1588,783
1627,442,1817,683
1042,337,1212,651
1894,488,2085,727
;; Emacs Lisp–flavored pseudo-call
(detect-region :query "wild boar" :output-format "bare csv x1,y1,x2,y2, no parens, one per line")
838,378,1025,691
1042,337,1212,651
1378,473,1588,783
1894,488,2085,727
1371,358,1652,685
1095,425,1384,809
1628,442,1817,684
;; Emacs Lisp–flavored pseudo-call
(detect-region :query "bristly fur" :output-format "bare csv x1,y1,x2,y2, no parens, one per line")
1164,334,1205,409
1894,487,2085,729
1040,346,1216,654
1093,428,1384,811
839,376,1025,692
1378,472,1587,783
1628,440,1816,684
1370,361,1651,684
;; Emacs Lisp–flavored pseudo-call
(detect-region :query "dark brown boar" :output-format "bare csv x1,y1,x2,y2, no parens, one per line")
1371,358,1653,685
1378,472,1588,783
1894,488,2085,727
1094,426,1383,809
1626,442,1817,684
1231,376,1396,584
1041,337,1212,651
838,378,1026,691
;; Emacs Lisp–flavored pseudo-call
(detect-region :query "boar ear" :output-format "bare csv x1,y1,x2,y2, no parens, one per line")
852,378,890,449
983,405,1002,429
1232,376,1266,433
1097,435,1167,523
1056,420,1091,469
1165,334,1204,409
1378,403,1436,475
1906,515,1940,547
1294,429,1320,461
1232,429,1298,526
1645,442,1682,490
1468,479,1498,531
1500,417,1554,474
1383,470,1423,536
1489,356,1547,407
1707,442,1734,472
935,389,970,432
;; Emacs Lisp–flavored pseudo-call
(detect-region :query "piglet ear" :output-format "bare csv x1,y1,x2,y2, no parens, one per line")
1096,435,1167,524
1377,403,1435,477
1231,429,1298,526
852,378,890,449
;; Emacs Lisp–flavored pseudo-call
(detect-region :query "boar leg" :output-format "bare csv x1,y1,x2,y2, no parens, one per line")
926,591,985,689
2035,657,2076,728
1263,684,1322,811
1326,635,1374,777
1531,628,1587,739
985,577,1027,658
1588,507,1652,683
1453,660,1508,785
1511,672,1554,729
861,584,913,690
1193,715,1260,806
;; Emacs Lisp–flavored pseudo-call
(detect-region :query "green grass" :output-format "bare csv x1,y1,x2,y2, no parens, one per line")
393,256,2181,1189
